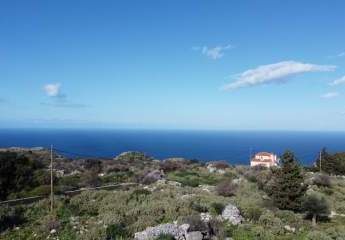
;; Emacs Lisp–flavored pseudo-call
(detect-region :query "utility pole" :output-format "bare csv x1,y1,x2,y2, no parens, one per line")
50,144,54,213
319,150,322,173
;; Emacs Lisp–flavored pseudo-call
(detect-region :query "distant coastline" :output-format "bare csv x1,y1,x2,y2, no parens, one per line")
1,129,344,166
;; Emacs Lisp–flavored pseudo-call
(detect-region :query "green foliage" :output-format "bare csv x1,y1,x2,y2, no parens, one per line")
268,151,306,211
0,152,45,200
302,193,330,225
315,148,345,175
258,211,284,235
167,169,221,187
306,230,332,240
155,234,175,240
239,204,263,222
0,205,25,232
210,202,225,215
313,173,332,188
106,223,129,240
182,215,208,232
216,180,237,197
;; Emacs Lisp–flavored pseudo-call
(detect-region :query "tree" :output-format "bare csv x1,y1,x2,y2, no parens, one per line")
0,152,44,200
268,151,306,211
315,148,345,175
302,193,330,226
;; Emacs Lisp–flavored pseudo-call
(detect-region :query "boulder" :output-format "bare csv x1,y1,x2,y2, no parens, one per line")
221,204,243,225
134,223,185,240
186,231,203,240
200,212,212,223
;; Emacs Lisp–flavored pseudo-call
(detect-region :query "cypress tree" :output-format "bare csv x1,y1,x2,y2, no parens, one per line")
269,150,306,211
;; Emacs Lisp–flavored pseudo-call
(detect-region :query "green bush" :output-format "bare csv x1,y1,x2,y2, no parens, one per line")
182,215,208,232
0,205,25,232
155,234,175,240
216,180,237,197
258,211,284,235
210,202,225,215
240,204,263,222
313,174,332,188
106,223,129,240
306,231,332,240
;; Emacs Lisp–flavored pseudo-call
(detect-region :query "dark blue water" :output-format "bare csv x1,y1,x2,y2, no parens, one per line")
0,129,344,166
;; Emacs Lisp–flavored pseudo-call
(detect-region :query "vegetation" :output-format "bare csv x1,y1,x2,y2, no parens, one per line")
302,193,330,226
268,151,306,211
315,148,345,175
1,148,345,239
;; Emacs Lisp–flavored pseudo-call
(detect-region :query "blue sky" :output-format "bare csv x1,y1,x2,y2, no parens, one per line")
1,0,345,130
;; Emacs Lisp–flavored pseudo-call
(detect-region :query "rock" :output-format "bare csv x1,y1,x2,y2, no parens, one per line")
179,224,190,234
200,212,212,223
134,223,185,240
50,229,57,234
186,231,203,240
142,170,164,184
221,204,243,225
199,185,215,193
168,181,182,187
284,225,296,233
232,178,242,184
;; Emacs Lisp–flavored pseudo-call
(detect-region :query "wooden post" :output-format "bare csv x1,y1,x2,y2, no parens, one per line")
50,145,54,213
319,151,322,173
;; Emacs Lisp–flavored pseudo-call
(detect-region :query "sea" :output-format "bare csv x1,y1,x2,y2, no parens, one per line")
0,129,344,166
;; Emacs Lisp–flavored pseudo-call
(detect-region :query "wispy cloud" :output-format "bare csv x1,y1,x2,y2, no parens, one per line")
321,92,340,99
337,52,345,57
222,61,336,91
193,44,234,60
41,101,88,108
42,83,87,108
329,75,345,86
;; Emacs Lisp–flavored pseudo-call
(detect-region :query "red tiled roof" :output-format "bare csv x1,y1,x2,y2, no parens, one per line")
256,152,274,157
251,159,274,163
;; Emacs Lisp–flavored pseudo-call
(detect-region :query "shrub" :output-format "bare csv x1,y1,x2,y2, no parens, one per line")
38,215,61,234
182,215,208,232
258,211,284,235
160,160,186,173
313,174,332,188
27,185,51,196
106,223,129,240
190,201,208,213
210,161,229,169
155,234,175,240
130,189,151,202
306,231,332,240
240,205,263,222
216,181,237,197
210,202,225,215
0,205,25,232
302,193,330,226
208,219,226,239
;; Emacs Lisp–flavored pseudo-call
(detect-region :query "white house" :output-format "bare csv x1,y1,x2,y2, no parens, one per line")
250,152,278,167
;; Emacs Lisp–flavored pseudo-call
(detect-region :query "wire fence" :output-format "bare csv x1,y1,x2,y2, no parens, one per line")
0,183,138,206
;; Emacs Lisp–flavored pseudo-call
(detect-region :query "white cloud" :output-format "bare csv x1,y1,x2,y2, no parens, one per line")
321,92,340,99
194,44,233,60
42,83,87,108
44,83,61,97
222,61,336,91
330,75,345,86
338,52,345,57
